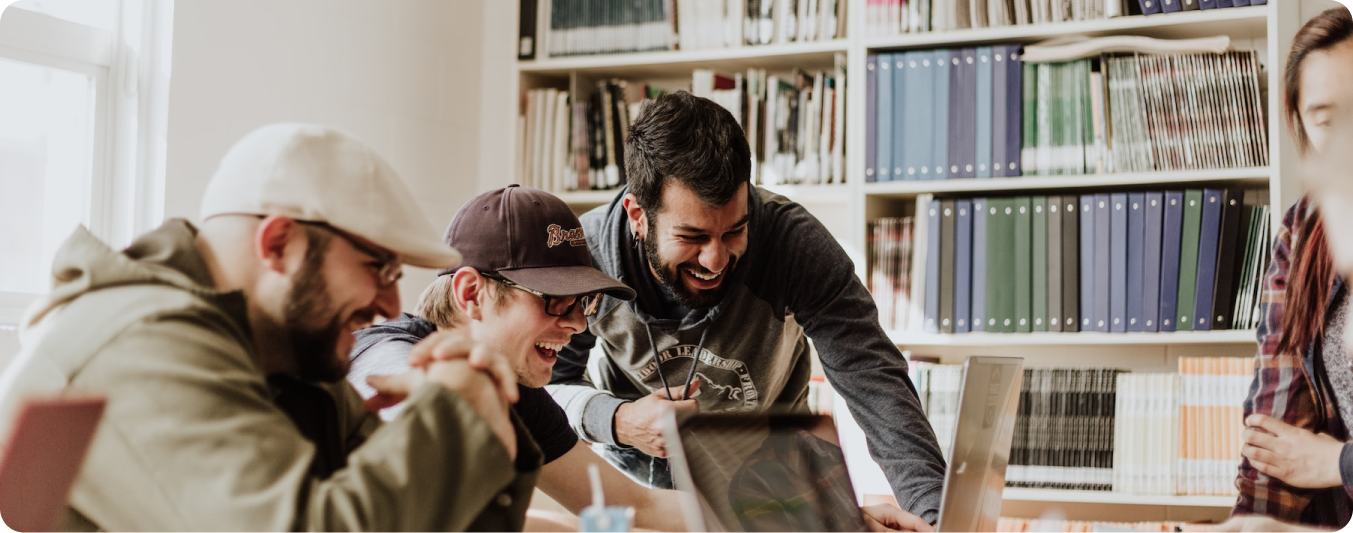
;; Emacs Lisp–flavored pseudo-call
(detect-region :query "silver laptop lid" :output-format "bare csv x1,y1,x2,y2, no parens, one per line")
664,412,867,532
935,356,1025,533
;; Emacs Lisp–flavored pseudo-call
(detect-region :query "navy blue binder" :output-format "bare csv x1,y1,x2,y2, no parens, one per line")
1004,45,1023,178
1126,193,1146,332
892,53,908,182
1198,0,1217,9
1252,0,1266,4
1164,0,1184,12
866,55,879,183
1094,194,1111,332
991,47,1008,179
940,200,956,332
1139,0,1163,15
876,53,893,181
1063,197,1080,332
1159,191,1185,332
1143,192,1165,332
1111,194,1129,333
972,197,988,332
976,47,994,179
1192,189,1224,331
956,199,973,333
926,199,942,332
1232,0,1250,6
1080,195,1095,331
1217,0,1234,8
932,49,951,180
948,49,964,179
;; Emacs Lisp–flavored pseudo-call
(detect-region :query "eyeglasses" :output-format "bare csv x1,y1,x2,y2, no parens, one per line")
297,221,404,287
482,273,602,317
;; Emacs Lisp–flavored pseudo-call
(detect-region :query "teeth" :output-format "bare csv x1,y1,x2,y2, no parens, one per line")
687,268,720,281
535,342,564,352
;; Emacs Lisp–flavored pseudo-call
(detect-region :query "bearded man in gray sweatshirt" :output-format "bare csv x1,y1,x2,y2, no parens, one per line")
547,91,947,530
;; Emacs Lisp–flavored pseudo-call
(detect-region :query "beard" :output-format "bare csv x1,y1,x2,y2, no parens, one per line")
284,246,350,383
644,221,739,310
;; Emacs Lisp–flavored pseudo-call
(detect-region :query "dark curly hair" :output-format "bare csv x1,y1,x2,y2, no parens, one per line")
623,91,751,213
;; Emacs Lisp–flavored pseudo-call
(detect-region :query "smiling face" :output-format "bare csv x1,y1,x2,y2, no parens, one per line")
283,222,402,382
455,270,588,387
634,181,749,310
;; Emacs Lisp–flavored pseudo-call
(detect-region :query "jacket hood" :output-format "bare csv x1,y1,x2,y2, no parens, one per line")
24,219,228,329
350,313,436,362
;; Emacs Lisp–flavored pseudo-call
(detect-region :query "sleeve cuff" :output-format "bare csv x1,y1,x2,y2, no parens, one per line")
582,394,630,447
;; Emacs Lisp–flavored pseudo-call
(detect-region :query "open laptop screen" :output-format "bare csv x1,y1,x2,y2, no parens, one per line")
665,412,867,532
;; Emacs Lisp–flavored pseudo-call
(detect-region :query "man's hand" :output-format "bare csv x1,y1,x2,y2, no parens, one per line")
407,328,519,404
861,504,933,532
1183,515,1329,532
424,358,517,460
1241,414,1345,489
364,371,426,412
614,380,701,457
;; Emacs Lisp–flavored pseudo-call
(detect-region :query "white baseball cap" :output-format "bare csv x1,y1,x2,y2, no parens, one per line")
200,123,461,269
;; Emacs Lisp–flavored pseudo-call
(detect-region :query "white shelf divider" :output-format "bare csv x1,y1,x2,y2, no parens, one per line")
556,190,622,206
886,329,1257,346
519,39,850,76
864,167,1271,197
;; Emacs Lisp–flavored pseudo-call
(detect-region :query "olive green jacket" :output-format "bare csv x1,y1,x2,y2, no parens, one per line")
0,220,540,531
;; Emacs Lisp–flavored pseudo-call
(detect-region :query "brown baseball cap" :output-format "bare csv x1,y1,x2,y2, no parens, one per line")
441,185,635,300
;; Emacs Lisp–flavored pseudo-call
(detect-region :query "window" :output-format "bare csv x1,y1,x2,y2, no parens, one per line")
0,0,173,324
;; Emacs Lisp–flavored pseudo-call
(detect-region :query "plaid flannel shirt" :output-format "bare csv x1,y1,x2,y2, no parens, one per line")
1234,197,1350,527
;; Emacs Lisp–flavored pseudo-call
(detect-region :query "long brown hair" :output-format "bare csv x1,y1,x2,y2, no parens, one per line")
1275,7,1352,357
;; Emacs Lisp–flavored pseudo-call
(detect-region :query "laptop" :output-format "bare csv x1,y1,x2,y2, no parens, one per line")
0,396,106,532
665,356,1023,533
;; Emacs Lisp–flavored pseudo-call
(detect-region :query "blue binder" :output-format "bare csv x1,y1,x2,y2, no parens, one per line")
1139,0,1164,14
992,46,1008,179
1218,0,1235,7
1126,193,1147,332
1163,0,1184,12
956,199,973,333
865,55,879,183
925,199,942,332
1158,191,1185,332
1192,189,1224,331
1094,194,1111,332
1198,0,1217,9
932,49,951,180
876,53,893,181
972,197,988,332
1080,195,1095,331
976,46,994,179
1142,192,1165,332
907,51,934,180
1004,45,1023,177
892,53,908,182
955,48,978,179
1111,193,1129,333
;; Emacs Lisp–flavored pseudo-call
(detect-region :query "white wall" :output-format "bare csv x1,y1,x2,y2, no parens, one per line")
164,0,498,308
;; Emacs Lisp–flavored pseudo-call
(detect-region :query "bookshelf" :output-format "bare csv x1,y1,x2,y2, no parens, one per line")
511,0,1308,524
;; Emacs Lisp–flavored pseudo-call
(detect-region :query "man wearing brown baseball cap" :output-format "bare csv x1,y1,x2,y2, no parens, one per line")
349,185,688,530
0,123,536,531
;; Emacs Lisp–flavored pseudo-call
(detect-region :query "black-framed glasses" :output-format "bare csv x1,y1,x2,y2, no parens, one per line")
296,220,404,287
482,273,602,317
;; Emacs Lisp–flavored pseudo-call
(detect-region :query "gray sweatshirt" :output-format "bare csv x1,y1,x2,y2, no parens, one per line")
547,185,946,521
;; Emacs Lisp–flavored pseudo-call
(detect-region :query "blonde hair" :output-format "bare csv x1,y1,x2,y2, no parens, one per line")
414,269,505,329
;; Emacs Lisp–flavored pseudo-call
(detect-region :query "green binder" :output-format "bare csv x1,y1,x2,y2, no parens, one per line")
987,198,1017,332
1033,196,1048,332
1015,196,1033,333
1176,189,1204,331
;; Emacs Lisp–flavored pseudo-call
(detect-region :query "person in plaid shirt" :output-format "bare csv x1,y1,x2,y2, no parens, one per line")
1224,7,1353,531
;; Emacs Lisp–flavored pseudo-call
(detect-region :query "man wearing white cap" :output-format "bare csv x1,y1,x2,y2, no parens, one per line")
0,123,538,530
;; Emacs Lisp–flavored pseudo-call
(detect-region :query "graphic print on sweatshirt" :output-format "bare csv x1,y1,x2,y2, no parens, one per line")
634,344,761,412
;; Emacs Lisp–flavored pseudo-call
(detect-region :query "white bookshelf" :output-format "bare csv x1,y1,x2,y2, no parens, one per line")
1002,488,1235,507
512,0,1305,521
